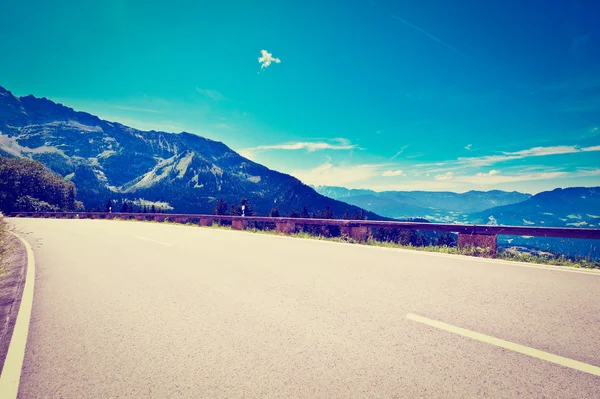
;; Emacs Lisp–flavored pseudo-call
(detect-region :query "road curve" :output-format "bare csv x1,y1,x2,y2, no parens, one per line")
7,218,600,398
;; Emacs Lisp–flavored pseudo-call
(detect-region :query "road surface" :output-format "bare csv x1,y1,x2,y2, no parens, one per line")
6,218,600,398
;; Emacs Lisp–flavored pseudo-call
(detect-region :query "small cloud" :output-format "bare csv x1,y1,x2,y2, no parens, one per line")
375,130,382,134
464,144,472,150
196,88,226,101
382,170,405,177
435,171,454,180
258,49,281,70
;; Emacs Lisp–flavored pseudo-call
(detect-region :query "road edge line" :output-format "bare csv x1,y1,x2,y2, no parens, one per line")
0,231,36,398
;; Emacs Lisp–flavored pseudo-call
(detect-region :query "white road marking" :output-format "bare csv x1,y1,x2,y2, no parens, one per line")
0,232,36,398
406,313,600,377
134,236,173,247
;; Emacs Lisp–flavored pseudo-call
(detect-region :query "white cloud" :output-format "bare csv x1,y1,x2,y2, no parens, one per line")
464,144,472,150
475,169,500,176
241,139,358,158
435,171,454,180
258,49,281,70
382,170,405,177
453,145,600,168
196,88,226,101
291,163,381,186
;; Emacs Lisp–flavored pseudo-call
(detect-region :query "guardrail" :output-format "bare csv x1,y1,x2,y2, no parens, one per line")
8,211,600,254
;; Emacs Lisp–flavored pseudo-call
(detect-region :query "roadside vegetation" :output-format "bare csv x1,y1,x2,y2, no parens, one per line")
0,156,83,213
108,213,600,270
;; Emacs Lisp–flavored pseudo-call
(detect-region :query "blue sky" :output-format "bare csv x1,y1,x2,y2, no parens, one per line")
1,0,599,194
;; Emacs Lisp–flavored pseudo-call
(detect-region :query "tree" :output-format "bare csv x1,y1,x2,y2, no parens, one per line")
229,204,238,216
0,156,81,213
269,207,280,218
342,210,350,220
151,204,156,213
288,209,301,218
300,206,310,219
120,201,128,213
352,209,366,220
316,205,338,237
213,198,228,215
435,232,455,247
322,204,335,219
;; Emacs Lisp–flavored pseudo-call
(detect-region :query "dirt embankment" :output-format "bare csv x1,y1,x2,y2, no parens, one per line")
0,219,28,373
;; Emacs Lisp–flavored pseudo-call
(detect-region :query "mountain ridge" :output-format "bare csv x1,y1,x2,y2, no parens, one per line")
0,85,382,218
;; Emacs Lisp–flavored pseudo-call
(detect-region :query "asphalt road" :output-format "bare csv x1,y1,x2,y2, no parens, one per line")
7,218,600,398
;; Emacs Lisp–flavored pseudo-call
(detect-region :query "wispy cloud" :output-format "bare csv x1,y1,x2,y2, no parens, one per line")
382,169,405,177
464,144,472,150
435,171,454,181
456,145,597,167
213,123,237,130
258,49,281,71
241,139,358,158
391,15,470,58
196,88,226,101
391,145,409,159
112,105,161,113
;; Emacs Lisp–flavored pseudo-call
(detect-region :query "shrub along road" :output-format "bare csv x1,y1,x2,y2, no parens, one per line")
5,218,600,398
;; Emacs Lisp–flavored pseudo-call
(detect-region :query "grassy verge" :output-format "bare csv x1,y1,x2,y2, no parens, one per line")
101,216,600,269
0,215,9,275
201,223,600,269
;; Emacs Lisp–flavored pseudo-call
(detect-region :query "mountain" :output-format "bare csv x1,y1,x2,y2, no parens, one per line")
471,187,600,259
0,86,381,218
311,185,531,222
471,187,600,228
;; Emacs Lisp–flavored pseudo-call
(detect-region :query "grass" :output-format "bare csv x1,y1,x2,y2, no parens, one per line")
87,215,600,270
0,215,11,275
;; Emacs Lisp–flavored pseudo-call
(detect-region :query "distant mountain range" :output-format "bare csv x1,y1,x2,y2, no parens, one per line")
314,184,600,259
470,187,600,228
471,187,600,259
0,86,380,218
311,185,531,223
